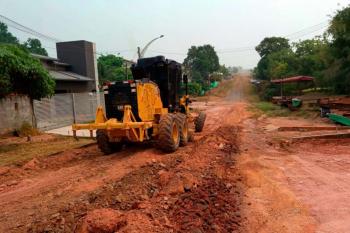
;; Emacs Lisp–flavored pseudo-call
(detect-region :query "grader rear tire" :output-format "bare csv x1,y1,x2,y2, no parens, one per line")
157,114,180,152
96,130,122,155
175,113,189,146
194,111,206,132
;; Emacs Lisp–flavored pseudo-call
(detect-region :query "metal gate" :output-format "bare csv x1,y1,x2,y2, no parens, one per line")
33,92,105,131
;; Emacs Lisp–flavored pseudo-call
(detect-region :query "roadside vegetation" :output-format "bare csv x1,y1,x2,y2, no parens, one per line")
249,101,319,119
0,135,93,166
253,5,350,100
183,44,234,95
97,54,132,84
0,22,55,100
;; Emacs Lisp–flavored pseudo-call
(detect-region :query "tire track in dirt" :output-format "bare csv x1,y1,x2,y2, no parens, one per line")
0,145,167,232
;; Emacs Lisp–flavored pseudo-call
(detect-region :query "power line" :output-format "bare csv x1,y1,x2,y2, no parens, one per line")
284,21,328,39
0,14,108,57
0,14,330,58
214,21,330,54
0,14,61,42
0,14,142,58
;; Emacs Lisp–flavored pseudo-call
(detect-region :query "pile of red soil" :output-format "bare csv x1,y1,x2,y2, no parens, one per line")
170,177,241,232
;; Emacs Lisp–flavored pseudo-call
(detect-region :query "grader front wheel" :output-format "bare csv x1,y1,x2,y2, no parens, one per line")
175,113,189,146
195,111,206,132
96,130,123,155
157,114,180,152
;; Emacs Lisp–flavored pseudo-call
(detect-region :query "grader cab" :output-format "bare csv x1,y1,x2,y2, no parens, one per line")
72,56,206,154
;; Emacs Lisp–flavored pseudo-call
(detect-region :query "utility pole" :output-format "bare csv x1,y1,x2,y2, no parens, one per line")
125,61,128,80
92,43,101,106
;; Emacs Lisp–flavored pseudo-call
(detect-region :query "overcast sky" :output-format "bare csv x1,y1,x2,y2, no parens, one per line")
0,0,349,68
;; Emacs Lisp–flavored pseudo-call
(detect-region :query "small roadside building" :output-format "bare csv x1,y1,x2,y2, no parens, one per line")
271,75,315,97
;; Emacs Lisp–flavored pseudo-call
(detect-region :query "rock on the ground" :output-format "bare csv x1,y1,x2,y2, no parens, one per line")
0,166,10,175
7,180,19,186
119,211,154,233
23,158,40,170
158,170,172,187
161,172,198,195
78,208,126,233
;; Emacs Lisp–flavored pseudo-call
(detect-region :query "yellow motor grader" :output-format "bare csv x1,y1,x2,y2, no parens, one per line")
72,56,206,154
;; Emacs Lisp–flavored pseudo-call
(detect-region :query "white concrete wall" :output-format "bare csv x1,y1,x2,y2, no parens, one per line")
0,95,34,134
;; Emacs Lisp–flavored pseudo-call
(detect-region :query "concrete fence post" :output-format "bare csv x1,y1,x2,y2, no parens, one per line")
72,93,77,123
30,98,37,128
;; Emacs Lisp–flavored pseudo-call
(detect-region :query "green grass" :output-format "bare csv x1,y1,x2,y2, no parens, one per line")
251,102,291,117
0,136,93,166
249,101,321,119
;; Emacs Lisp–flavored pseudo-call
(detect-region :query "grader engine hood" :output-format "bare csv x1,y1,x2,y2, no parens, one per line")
136,82,165,121
104,80,166,122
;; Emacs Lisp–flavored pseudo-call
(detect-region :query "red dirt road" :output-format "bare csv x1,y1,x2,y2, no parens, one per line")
239,101,350,232
1,76,350,232
0,79,246,232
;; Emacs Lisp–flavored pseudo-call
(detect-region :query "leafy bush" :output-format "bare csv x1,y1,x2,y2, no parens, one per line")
188,82,202,95
0,44,55,99
253,82,279,101
181,82,202,96
14,121,40,137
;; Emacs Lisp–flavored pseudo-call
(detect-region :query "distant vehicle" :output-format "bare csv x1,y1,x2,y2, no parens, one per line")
250,79,261,84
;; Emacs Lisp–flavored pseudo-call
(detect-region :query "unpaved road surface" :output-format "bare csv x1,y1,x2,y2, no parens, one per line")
0,78,246,233
1,76,350,232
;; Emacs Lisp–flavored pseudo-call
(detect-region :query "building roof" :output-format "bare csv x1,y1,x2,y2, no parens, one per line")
32,54,70,66
53,61,71,66
124,59,136,65
271,76,314,84
32,53,91,82
31,53,58,61
49,71,92,82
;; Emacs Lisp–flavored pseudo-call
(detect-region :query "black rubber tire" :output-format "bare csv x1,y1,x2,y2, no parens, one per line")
175,113,189,146
188,131,195,142
157,114,180,153
96,130,122,155
194,111,206,132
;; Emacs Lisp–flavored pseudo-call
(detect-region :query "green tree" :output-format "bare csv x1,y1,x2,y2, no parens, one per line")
267,49,299,79
255,37,292,80
97,54,130,83
183,45,220,85
293,38,329,86
0,22,19,44
327,5,350,93
255,56,270,80
0,44,55,99
24,38,48,56
255,37,290,57
219,65,230,77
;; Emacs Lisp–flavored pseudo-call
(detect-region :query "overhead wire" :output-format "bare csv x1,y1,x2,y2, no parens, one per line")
0,14,330,57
